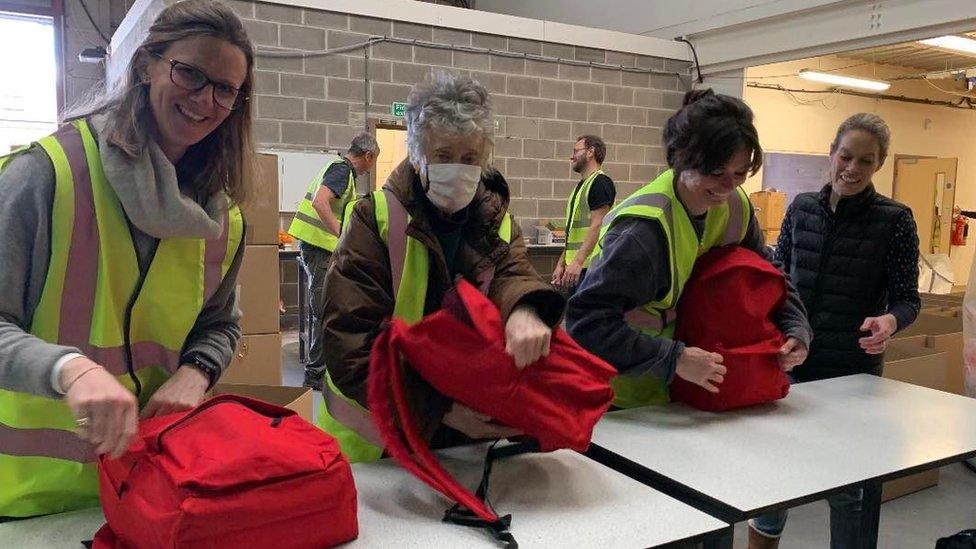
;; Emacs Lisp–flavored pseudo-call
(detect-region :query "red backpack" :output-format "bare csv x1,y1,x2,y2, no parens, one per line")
368,279,616,545
671,246,791,411
92,395,358,549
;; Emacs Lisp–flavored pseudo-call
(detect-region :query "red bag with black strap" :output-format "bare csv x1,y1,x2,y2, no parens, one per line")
670,246,791,411
368,279,616,545
91,395,358,549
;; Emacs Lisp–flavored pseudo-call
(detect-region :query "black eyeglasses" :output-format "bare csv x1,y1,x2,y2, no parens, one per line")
151,52,247,111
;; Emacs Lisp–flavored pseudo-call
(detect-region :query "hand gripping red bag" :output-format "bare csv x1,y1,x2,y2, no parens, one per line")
91,395,358,549
368,279,615,546
670,246,791,411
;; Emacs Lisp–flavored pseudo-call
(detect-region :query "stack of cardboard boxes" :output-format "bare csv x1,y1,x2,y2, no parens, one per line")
882,292,966,501
749,190,787,245
221,153,283,385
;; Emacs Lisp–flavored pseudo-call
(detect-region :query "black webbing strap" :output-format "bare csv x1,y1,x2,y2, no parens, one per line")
442,439,541,548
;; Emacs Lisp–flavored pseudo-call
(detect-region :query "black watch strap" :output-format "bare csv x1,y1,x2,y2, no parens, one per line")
183,354,220,391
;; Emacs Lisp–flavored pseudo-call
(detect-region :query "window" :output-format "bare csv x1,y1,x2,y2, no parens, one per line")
0,12,58,153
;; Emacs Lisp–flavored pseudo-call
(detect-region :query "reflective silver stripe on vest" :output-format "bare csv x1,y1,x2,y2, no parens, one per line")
55,124,99,353
322,388,385,448
604,192,673,229
203,209,231,301
383,189,410,299
0,422,96,463
604,190,679,284
87,342,182,376
721,190,746,245
294,210,333,234
51,123,229,377
321,189,410,449
624,307,676,333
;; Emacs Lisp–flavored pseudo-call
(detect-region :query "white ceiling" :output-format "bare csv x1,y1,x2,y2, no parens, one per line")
839,31,976,73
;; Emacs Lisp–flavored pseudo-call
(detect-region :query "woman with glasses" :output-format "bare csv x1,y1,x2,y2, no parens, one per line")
0,0,254,517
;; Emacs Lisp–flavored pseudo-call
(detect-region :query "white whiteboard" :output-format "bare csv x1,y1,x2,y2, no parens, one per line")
264,149,340,212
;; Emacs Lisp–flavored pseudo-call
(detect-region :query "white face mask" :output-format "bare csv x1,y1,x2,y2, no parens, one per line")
424,163,482,214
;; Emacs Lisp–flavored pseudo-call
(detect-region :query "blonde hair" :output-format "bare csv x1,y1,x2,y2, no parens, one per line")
67,0,255,206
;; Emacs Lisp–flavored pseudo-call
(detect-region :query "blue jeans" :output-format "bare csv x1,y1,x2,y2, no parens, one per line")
564,268,588,299
299,242,332,378
750,482,881,548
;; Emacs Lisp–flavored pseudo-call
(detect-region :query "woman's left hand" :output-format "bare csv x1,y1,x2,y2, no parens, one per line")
139,365,211,419
504,305,552,369
859,314,898,355
778,337,808,372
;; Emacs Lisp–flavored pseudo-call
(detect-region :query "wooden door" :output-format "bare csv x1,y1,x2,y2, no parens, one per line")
893,158,958,255
374,127,409,191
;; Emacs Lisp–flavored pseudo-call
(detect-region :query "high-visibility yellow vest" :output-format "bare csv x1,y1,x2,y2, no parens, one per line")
317,189,512,462
287,158,356,252
564,169,605,268
0,119,243,517
596,169,750,409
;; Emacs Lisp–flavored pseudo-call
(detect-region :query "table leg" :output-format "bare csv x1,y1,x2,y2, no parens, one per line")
701,525,734,549
859,481,882,549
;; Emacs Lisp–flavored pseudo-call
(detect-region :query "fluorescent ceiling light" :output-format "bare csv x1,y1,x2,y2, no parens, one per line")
918,35,976,55
798,69,890,91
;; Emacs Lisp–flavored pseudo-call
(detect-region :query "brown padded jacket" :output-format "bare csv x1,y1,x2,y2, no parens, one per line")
321,158,565,437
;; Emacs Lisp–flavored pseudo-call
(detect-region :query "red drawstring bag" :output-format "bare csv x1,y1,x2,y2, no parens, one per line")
368,279,616,545
670,246,791,411
91,395,358,549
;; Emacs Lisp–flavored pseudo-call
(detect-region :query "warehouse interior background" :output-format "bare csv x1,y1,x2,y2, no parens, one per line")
3,0,976,547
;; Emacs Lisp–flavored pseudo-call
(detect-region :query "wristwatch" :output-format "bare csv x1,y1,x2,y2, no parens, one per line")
183,353,220,391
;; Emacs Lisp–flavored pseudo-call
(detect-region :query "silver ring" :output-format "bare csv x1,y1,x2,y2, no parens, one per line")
75,416,91,428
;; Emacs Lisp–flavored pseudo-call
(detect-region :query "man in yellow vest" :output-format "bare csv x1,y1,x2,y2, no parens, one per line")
552,135,615,294
288,132,378,391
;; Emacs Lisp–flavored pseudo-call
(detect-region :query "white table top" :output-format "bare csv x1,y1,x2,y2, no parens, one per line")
591,374,976,516
348,444,727,548
0,507,102,548
0,445,726,549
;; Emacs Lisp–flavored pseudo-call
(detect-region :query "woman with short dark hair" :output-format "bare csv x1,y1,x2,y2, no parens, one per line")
567,89,812,409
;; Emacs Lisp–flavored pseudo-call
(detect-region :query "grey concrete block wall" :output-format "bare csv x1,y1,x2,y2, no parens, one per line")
229,1,690,234
65,0,136,107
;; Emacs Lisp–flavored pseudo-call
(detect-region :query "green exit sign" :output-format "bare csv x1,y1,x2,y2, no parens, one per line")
392,102,406,117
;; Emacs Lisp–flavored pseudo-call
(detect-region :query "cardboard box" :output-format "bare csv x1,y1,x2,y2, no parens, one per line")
884,340,948,391
921,305,962,317
212,383,312,423
764,229,780,245
238,245,281,335
222,332,282,385
890,334,928,348
882,470,940,503
749,190,786,230
881,340,948,501
897,313,964,395
241,153,280,246
921,292,964,307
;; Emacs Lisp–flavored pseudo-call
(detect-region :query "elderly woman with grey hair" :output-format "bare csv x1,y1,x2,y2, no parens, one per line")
318,71,564,462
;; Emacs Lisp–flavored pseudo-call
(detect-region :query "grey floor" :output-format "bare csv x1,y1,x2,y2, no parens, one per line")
281,331,976,548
